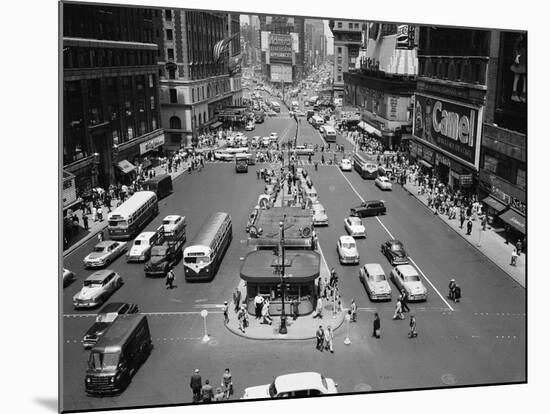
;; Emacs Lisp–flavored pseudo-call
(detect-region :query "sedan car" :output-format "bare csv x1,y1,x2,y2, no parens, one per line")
242,372,338,399
375,176,393,190
62,268,76,288
311,203,329,226
390,265,428,301
295,110,306,117
294,145,314,156
83,240,128,268
350,200,386,218
337,235,359,264
162,215,186,238
82,302,139,349
359,263,392,301
381,239,410,266
340,159,352,171
344,216,366,238
73,269,123,309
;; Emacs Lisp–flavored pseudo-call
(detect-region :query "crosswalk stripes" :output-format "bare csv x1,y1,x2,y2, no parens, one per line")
204,159,339,166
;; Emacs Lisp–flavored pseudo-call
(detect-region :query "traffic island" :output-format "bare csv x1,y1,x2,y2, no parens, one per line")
224,303,345,341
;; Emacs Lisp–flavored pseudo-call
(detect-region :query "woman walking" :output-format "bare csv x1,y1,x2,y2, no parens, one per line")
325,325,334,353
221,368,233,400
372,313,381,338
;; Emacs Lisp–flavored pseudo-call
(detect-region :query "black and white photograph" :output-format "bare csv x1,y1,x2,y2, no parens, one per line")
4,1,547,413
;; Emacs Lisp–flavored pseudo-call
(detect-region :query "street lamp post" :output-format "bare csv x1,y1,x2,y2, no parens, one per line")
279,217,288,334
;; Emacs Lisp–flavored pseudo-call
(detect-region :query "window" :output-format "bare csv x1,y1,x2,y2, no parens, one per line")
483,154,498,173
165,10,172,21
168,67,176,79
169,116,181,129
169,88,177,103
152,117,157,130
139,121,146,136
192,88,195,102
166,29,173,40
149,74,154,88
337,22,342,28
128,126,134,139
516,168,526,188
337,75,342,82
150,96,155,109
354,23,359,29
348,22,353,29
338,47,342,54
167,48,174,60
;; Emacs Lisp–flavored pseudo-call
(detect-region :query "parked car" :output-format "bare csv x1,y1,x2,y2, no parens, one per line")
390,265,428,301
242,372,338,399
340,159,352,171
337,235,360,264
63,268,76,288
381,239,410,266
311,203,329,226
375,176,393,190
350,200,386,218
84,241,128,269
82,302,139,349
359,263,392,301
73,269,123,309
344,216,366,238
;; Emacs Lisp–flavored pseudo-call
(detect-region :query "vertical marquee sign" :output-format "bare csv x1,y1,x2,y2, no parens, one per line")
412,93,483,169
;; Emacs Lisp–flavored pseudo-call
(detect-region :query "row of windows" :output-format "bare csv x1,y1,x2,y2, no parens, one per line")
419,58,487,85
482,150,525,188
336,21,361,30
64,46,157,69
168,80,230,104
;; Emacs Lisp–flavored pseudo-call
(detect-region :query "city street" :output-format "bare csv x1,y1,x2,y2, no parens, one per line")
62,101,525,411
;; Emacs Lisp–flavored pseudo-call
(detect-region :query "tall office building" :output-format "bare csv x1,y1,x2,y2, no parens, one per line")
158,9,241,148
329,19,365,102
62,3,163,200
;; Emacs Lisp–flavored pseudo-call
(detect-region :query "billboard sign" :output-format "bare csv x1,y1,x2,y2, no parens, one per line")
270,64,292,83
396,25,416,50
412,93,482,168
269,33,292,61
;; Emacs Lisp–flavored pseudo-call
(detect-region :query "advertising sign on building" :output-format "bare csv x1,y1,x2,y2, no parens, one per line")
140,134,165,154
396,25,416,50
412,93,482,169
270,64,292,83
63,171,78,209
388,96,399,120
261,31,271,51
269,33,293,61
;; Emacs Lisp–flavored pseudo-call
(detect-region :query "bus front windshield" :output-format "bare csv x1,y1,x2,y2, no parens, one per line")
88,351,120,371
184,253,210,264
108,219,127,228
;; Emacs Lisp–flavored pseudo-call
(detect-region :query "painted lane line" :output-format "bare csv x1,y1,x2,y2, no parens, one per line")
408,257,454,312
336,167,453,312
315,240,332,283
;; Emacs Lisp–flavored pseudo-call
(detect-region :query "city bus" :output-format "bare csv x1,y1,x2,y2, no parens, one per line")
107,191,159,240
183,212,233,282
214,147,249,161
323,125,337,143
353,152,379,179
235,153,249,173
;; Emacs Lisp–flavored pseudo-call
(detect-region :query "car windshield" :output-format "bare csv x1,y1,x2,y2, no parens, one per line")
151,246,167,256
391,244,403,251
349,218,362,225
405,275,421,282
88,351,119,371
133,240,142,246
163,219,175,225
268,382,278,398
342,242,356,249
94,246,107,253
370,273,386,282
84,279,103,287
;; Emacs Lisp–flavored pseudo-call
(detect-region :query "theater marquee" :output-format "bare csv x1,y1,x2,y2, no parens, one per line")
412,93,483,169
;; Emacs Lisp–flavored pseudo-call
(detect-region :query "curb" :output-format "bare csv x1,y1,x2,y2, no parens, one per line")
402,185,525,288
224,311,346,341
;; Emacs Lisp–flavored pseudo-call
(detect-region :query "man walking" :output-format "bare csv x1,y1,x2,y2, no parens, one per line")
315,325,325,351
459,210,466,229
190,369,202,403
254,293,264,319
408,314,418,338
313,296,323,318
466,218,473,235
166,269,175,289
372,313,381,338
350,299,358,322
232,288,241,312
82,214,89,230
400,290,410,313
200,379,214,403
325,326,334,353
222,301,229,324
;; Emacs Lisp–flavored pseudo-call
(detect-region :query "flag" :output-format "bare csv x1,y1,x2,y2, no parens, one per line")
213,33,239,62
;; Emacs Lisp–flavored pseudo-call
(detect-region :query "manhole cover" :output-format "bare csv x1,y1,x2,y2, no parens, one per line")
441,373,457,385
354,383,372,392
208,339,219,347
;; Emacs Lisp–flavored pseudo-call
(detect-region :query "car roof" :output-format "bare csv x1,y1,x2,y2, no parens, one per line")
339,235,355,243
163,215,182,221
86,269,115,281
274,372,326,392
388,239,403,245
364,263,384,274
135,232,156,240
395,265,418,276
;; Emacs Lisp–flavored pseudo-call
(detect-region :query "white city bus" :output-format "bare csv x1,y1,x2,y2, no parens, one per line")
107,191,159,240
353,152,378,179
183,212,232,282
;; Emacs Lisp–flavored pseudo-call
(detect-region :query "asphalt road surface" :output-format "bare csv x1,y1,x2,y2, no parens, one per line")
61,97,525,411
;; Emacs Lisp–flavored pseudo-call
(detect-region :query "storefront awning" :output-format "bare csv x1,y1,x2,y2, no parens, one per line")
117,160,136,174
482,196,507,213
499,209,526,235
419,160,433,169
210,121,223,129
361,122,382,137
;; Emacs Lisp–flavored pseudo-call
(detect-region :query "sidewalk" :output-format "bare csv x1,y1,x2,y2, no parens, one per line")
339,132,525,288
403,182,525,288
63,161,191,257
